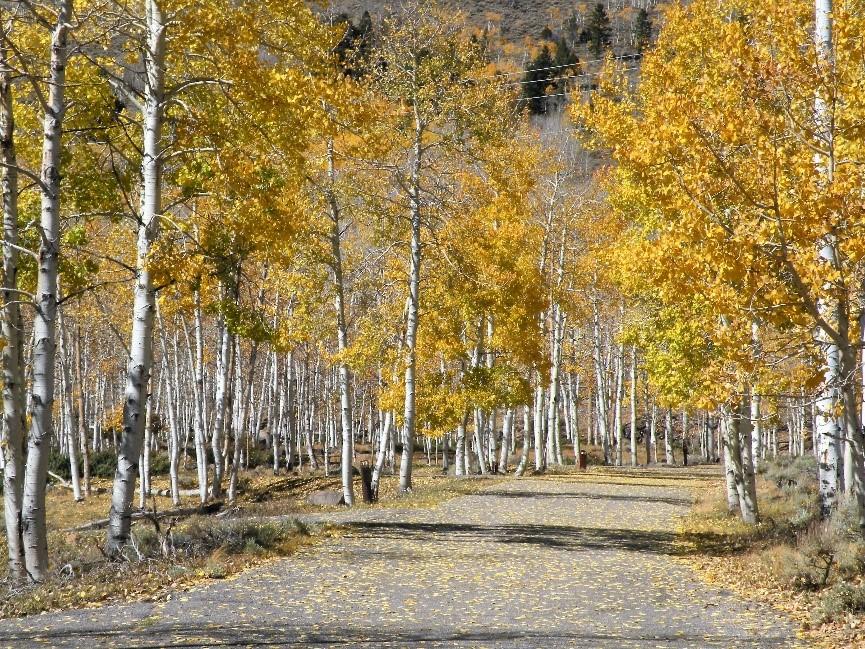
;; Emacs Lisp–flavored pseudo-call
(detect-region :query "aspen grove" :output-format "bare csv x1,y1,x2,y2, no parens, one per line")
0,0,864,607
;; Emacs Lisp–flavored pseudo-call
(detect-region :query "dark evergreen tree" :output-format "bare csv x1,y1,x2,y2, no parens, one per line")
333,11,374,78
553,37,579,68
564,12,580,43
540,26,553,40
586,3,612,56
633,8,652,53
521,45,554,115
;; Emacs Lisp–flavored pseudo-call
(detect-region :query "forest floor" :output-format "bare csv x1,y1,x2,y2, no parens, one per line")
0,465,805,648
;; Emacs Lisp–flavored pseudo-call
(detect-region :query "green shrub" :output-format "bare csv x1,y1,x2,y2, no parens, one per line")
47,452,74,481
131,526,161,557
760,544,824,591
760,455,817,493
147,452,171,476
245,448,272,470
203,555,228,579
171,516,297,558
89,450,117,479
813,582,865,624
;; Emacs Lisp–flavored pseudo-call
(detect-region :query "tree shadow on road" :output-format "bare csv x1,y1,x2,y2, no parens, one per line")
340,519,705,556
0,622,798,647
480,489,694,507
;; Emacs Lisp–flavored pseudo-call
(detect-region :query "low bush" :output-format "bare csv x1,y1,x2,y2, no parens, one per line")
814,582,865,624
759,454,817,493
89,450,117,479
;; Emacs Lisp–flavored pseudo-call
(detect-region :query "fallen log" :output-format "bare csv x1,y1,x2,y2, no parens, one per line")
152,488,201,498
68,501,222,533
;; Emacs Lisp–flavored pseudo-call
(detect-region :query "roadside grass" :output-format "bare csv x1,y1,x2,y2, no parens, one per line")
677,455,865,648
0,511,333,619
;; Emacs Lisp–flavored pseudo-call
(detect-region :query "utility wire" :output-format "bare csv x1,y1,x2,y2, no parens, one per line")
469,52,642,81
516,67,640,102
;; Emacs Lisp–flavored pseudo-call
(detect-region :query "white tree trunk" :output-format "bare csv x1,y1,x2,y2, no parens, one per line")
0,18,27,581
399,117,423,493
629,345,637,467
614,339,624,466
22,0,72,579
664,409,673,464
327,140,354,505
533,383,545,471
156,311,180,505
107,0,165,551
211,317,231,497
454,416,466,477
514,407,531,477
815,341,841,516
498,408,514,473
58,307,82,501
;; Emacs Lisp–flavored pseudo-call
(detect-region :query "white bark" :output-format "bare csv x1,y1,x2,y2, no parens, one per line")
613,338,624,466
211,317,231,497
738,394,759,522
156,310,180,505
533,383,545,471
399,115,423,493
629,345,637,467
592,299,610,465
327,139,354,505
454,415,467,477
664,409,673,465
546,305,565,467
514,406,531,477
0,16,26,581
22,0,73,579
107,0,165,552
498,408,514,473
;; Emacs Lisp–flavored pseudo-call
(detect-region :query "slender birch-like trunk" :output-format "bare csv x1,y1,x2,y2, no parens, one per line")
815,341,841,516
327,139,354,505
738,392,759,522
454,416,467,477
614,339,624,466
514,407,531,477
722,414,740,514
399,114,423,493
107,0,165,552
812,0,849,519
372,411,393,495
569,373,580,462
58,307,81,501
211,316,231,498
664,409,673,464
591,298,611,464
156,309,180,504
629,345,637,467
229,337,260,502
191,296,208,501
0,15,27,581
722,401,757,523
22,0,73,579
546,305,564,467
75,327,90,496
498,408,514,474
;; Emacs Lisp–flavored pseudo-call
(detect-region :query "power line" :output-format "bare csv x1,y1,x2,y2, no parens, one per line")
516,67,640,102
501,64,636,87
469,52,642,82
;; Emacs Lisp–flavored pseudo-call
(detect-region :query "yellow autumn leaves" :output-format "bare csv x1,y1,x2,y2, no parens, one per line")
575,0,865,410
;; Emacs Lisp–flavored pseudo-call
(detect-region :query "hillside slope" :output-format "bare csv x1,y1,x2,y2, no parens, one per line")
326,0,667,47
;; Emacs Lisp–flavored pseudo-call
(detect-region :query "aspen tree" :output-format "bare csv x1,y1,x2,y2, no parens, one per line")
22,0,74,580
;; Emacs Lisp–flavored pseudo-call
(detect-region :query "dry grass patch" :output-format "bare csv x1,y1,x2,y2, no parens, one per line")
0,515,333,619
677,455,865,648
